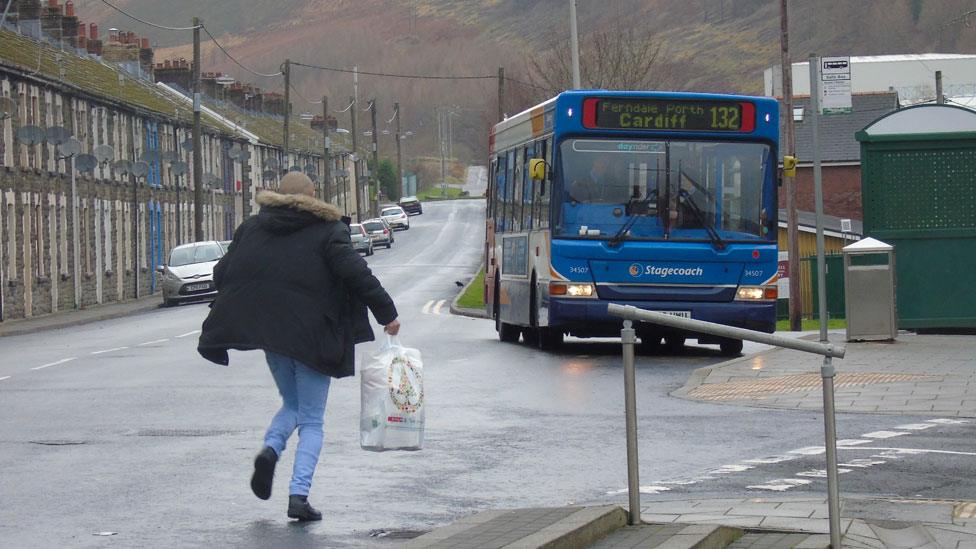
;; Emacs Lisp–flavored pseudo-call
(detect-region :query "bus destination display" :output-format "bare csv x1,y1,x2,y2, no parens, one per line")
586,98,750,132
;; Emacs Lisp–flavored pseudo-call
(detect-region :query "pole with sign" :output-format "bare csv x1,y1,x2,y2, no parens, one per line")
809,53,843,549
819,56,852,115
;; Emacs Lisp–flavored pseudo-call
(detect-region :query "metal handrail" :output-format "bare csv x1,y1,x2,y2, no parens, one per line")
608,304,845,547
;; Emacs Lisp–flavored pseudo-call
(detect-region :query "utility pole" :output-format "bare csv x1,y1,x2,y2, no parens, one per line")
394,101,403,201
569,0,581,88
321,95,331,202
349,95,360,220
439,109,447,197
936,70,944,104
497,67,505,121
192,17,203,242
780,0,802,331
369,98,379,218
282,58,291,174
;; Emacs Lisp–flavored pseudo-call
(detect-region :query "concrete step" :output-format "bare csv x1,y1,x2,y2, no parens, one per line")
591,523,741,549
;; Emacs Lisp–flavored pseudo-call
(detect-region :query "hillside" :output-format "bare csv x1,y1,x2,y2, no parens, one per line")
87,0,976,165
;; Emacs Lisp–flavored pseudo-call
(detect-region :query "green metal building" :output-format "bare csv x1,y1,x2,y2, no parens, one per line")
856,104,976,330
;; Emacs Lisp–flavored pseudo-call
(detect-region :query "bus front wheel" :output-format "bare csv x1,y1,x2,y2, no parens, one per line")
719,339,744,356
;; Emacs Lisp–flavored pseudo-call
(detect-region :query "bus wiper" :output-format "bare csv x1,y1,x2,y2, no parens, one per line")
609,189,658,248
678,189,726,250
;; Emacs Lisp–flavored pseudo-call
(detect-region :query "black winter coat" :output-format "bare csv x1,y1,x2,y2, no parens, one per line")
198,191,398,378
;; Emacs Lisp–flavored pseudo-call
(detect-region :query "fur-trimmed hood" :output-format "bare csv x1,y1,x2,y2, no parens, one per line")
256,190,342,222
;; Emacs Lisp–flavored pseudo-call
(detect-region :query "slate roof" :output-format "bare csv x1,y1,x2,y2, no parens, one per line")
781,92,899,163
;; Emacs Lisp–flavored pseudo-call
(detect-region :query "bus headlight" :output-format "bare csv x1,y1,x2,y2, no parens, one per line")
736,286,778,301
550,282,596,298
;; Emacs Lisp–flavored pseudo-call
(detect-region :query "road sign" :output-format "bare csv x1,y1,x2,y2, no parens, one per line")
820,56,852,115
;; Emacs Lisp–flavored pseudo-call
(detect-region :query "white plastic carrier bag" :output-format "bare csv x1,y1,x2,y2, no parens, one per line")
360,335,425,451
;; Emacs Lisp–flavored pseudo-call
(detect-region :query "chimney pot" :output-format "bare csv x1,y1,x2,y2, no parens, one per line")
65,1,74,16
141,38,149,49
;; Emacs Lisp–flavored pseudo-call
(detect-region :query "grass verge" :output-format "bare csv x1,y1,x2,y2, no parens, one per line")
776,318,847,331
418,186,468,200
456,269,486,310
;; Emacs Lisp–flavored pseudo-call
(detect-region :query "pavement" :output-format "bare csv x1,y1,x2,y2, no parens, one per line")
406,330,976,547
0,294,162,337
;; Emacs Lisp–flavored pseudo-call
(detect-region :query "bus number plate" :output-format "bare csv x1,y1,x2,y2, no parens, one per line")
659,311,691,318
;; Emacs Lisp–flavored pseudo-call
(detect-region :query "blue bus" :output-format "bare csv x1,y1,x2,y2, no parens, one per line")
485,90,780,354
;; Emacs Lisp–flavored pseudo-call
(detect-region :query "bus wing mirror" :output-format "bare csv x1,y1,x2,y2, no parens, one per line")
782,155,797,178
529,158,546,181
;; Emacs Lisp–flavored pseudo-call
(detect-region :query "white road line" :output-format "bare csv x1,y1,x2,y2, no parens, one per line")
433,300,446,315
896,423,939,431
862,430,909,439
30,357,78,371
841,447,976,457
0,376,10,381
175,330,201,339
137,339,170,347
421,300,434,315
91,347,128,355
746,479,812,492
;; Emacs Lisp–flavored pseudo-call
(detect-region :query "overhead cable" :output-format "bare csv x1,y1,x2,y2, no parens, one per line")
335,98,356,113
291,61,496,81
96,0,201,31
386,107,399,125
202,25,283,78
289,83,322,105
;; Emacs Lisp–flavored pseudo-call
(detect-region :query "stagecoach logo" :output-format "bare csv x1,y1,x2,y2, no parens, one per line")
629,263,705,278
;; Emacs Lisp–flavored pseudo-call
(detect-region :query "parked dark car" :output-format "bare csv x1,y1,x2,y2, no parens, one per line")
399,196,423,215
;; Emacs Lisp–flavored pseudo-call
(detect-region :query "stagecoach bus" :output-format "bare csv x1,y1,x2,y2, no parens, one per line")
484,90,780,354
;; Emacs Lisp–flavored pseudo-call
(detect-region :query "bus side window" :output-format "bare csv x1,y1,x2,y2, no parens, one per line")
496,153,507,233
505,149,516,232
539,139,550,229
523,146,534,231
488,157,496,221
513,148,523,233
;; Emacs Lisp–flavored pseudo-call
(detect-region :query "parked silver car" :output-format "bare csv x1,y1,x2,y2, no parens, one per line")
158,241,225,306
349,223,374,256
362,219,394,249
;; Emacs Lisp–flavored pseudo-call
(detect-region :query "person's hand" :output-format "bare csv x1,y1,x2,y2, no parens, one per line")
384,319,400,335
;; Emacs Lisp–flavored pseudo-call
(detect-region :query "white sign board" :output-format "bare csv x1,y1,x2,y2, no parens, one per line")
820,56,852,115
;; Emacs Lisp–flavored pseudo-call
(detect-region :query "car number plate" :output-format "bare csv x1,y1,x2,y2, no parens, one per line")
659,310,691,318
186,283,210,291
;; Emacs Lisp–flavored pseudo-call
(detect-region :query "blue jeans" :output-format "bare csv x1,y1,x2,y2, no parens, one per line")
263,351,332,497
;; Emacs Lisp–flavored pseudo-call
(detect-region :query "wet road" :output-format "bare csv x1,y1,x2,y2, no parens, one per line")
1,199,973,547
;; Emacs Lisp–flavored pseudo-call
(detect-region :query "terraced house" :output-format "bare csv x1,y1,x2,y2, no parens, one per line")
0,3,354,322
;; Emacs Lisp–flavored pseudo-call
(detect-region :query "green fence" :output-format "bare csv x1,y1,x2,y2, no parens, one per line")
804,254,846,320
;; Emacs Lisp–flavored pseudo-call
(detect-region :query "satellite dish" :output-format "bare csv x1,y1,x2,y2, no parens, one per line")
227,145,243,160
132,161,150,178
289,165,302,172
0,97,15,120
94,145,115,164
46,126,72,146
112,159,131,175
160,151,178,163
139,150,158,162
236,149,251,163
59,138,82,157
264,157,279,170
182,138,193,151
16,125,45,145
262,170,276,181
75,154,98,172
170,161,187,176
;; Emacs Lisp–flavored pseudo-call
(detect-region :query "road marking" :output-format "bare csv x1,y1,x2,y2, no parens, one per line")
896,423,939,431
746,479,812,492
175,330,201,338
837,439,872,446
839,458,887,468
862,430,909,439
841,447,976,457
433,300,446,315
927,418,970,425
0,376,10,381
137,339,170,347
30,357,78,370
796,468,852,477
91,347,129,355
421,300,434,315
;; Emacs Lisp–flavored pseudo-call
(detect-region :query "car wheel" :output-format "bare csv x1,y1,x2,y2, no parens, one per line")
163,297,176,307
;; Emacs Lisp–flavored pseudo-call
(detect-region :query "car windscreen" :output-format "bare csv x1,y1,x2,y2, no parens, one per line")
169,243,223,266
381,208,403,216
350,224,364,234
363,222,384,231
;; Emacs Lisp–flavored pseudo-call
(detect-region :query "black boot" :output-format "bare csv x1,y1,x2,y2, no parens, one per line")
250,447,278,500
287,495,322,521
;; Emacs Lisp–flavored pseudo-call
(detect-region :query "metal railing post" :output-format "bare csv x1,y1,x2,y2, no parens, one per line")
821,356,842,548
621,320,641,525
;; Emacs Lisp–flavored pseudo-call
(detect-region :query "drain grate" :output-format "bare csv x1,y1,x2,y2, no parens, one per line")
688,372,937,401
132,429,242,437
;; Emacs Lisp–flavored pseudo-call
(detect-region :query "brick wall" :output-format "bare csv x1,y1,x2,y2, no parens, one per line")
778,164,863,221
